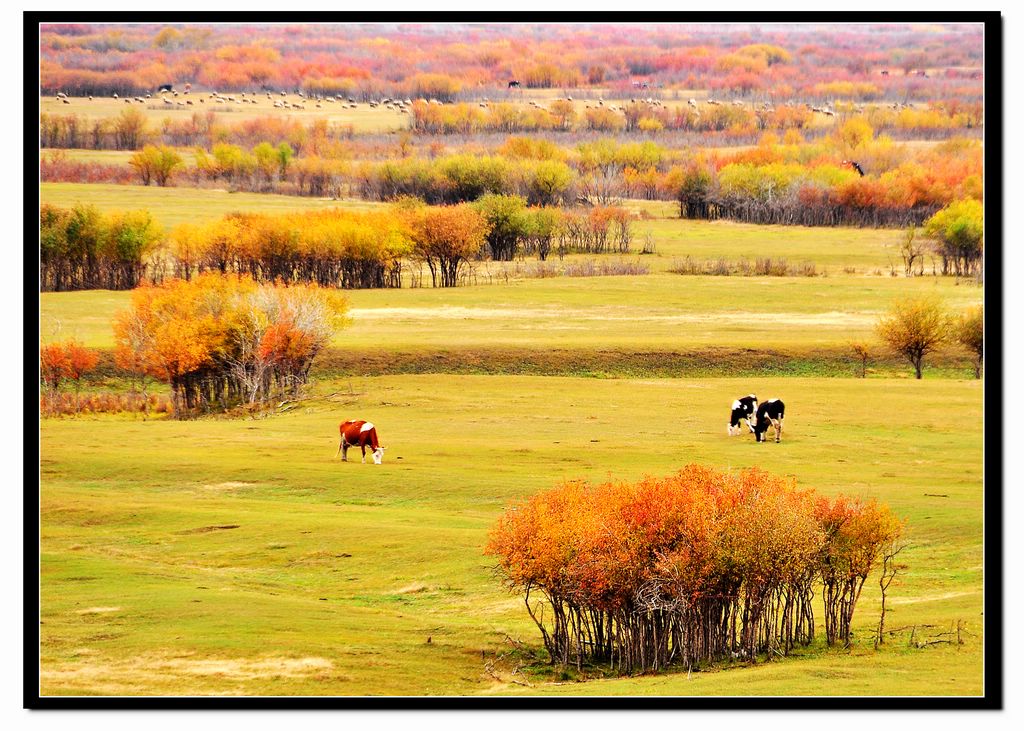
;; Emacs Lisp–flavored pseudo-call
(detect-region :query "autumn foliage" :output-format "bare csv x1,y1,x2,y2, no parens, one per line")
40,204,162,291
39,339,101,415
875,296,950,379
40,24,981,103
40,339,99,392
113,273,347,417
169,209,411,288
487,466,902,673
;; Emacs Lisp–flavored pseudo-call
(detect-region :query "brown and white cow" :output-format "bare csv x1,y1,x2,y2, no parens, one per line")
336,420,385,464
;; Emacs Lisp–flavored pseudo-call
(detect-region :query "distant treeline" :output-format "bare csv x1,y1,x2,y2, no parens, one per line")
40,199,639,292
40,23,982,102
38,101,981,153
42,123,983,230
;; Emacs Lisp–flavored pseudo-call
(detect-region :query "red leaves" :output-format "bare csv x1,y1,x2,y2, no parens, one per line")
258,320,316,367
39,339,98,390
488,465,902,624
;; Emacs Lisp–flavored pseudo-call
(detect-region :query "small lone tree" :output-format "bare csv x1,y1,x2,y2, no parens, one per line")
407,204,490,287
876,540,908,647
898,226,925,277
876,296,949,379
954,305,984,378
849,340,871,378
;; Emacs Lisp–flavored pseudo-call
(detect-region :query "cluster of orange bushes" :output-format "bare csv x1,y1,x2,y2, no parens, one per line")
40,339,99,394
659,133,983,227
113,273,348,417
487,465,903,672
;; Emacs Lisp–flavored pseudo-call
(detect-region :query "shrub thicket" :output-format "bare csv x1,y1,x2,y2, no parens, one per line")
170,209,412,288
487,465,902,673
113,273,348,417
40,204,162,291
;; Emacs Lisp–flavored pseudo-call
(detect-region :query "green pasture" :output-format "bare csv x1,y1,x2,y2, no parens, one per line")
40,375,984,696
42,148,202,166
43,182,935,275
40,183,377,230
41,274,983,358
41,96,412,134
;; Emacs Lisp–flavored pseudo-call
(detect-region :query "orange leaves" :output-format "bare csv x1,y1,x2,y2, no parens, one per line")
39,343,70,390
39,339,99,390
258,320,316,367
814,495,904,581
63,341,100,382
404,203,491,287
488,465,901,609
112,273,345,416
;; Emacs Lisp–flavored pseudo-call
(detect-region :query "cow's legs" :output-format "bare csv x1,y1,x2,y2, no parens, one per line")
772,418,782,443
341,441,350,461
361,445,367,463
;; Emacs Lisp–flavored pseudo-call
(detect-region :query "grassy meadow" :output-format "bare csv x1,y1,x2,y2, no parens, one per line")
40,375,984,696
41,95,413,133
39,248,987,696
41,183,378,230
41,271,983,358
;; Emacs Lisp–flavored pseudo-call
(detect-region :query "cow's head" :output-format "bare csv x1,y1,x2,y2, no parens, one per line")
728,400,743,435
371,446,385,465
752,419,768,442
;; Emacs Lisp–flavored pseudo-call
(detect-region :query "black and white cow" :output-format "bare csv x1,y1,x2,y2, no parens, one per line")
728,394,758,436
752,399,785,443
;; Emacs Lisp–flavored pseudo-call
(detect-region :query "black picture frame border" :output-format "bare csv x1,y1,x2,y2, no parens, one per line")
24,9,1004,711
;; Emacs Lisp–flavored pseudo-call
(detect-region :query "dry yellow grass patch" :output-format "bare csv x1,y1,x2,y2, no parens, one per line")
41,652,339,695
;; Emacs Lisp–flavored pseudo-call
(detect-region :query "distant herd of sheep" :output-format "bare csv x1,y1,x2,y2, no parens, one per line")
49,88,417,113
47,88,921,118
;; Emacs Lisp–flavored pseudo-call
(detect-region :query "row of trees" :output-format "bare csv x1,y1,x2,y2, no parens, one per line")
40,200,638,293
41,109,340,155
112,273,347,417
409,100,979,138
40,204,162,291
38,102,981,162
487,465,903,673
42,119,982,231
170,209,410,288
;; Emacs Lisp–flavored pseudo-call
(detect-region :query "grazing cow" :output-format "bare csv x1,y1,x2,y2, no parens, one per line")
508,80,521,89
728,394,759,436
336,420,385,464
752,399,785,443
157,83,173,93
